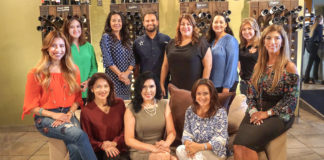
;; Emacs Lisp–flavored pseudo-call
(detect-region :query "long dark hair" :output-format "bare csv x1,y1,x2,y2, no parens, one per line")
207,14,234,43
62,15,87,46
103,11,130,49
191,79,221,118
131,71,162,113
87,73,116,106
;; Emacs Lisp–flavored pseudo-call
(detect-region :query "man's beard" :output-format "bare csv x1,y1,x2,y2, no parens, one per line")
145,25,157,32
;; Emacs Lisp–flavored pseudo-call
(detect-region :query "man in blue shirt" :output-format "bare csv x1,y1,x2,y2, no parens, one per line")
133,12,170,95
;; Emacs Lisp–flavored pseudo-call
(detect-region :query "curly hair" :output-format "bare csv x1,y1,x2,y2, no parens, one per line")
131,71,162,113
86,73,116,106
62,15,87,46
191,79,221,118
174,14,200,46
103,11,131,50
207,14,234,43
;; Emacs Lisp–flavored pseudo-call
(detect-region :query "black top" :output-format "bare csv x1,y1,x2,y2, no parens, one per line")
239,46,258,81
133,32,170,78
166,38,209,90
312,24,323,43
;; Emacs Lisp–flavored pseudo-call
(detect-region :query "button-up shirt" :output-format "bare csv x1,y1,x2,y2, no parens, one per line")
133,32,170,78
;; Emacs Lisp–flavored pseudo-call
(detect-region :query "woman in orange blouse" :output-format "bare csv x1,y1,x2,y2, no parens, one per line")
22,31,97,160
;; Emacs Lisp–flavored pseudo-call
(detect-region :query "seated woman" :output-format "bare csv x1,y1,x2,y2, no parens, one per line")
124,71,177,160
176,79,228,160
81,73,128,160
22,31,97,160
233,25,299,160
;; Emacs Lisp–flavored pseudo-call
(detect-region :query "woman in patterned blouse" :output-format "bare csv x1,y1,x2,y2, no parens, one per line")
100,11,135,100
233,25,299,160
176,79,228,160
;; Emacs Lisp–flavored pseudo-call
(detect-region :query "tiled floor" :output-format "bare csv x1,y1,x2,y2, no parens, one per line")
0,107,323,160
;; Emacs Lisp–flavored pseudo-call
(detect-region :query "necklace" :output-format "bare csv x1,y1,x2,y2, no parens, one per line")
143,99,158,117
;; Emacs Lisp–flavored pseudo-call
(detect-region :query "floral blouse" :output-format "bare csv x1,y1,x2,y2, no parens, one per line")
246,69,299,122
182,106,228,158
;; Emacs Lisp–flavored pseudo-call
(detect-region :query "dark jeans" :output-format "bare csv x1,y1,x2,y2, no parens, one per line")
34,107,97,160
305,50,321,81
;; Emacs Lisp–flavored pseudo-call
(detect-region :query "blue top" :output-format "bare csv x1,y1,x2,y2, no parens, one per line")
210,34,239,89
133,32,170,78
182,106,228,158
100,33,135,100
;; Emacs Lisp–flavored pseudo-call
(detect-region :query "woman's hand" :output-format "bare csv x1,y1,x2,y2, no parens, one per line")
118,72,131,85
185,141,202,158
160,84,166,96
51,112,70,122
51,112,71,127
81,80,89,92
104,146,120,158
155,140,170,153
250,111,269,125
102,141,117,149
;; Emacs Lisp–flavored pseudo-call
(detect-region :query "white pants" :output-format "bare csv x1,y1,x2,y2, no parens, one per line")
176,145,225,160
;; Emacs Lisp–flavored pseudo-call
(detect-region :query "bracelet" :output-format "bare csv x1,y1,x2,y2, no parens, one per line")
39,108,44,116
204,143,207,150
249,108,258,117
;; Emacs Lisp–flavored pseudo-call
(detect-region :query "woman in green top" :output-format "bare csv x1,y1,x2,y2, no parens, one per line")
63,16,98,103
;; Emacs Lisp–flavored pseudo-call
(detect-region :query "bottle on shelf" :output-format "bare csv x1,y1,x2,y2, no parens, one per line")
261,9,269,16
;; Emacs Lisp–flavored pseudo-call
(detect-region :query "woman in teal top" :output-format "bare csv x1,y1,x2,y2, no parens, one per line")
63,16,98,103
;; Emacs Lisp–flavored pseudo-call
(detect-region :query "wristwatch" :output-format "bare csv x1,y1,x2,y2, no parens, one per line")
267,110,272,117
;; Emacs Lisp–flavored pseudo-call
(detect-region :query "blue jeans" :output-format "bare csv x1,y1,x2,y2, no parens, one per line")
240,80,248,96
34,107,97,160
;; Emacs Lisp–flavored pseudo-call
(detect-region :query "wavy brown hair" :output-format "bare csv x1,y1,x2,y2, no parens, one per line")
239,17,260,48
174,14,200,46
191,79,221,118
87,73,116,106
34,30,79,93
251,25,290,92
62,15,87,46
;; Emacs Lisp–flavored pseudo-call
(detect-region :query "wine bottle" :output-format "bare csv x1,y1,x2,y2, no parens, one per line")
261,9,269,17
198,12,206,19
292,23,303,32
269,6,278,15
223,10,231,16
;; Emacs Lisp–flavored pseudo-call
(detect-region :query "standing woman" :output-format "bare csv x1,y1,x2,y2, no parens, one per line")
176,79,228,160
63,15,98,103
22,31,97,160
124,72,177,160
233,25,299,160
304,15,323,84
81,73,128,160
100,11,135,100
207,14,239,93
238,18,260,95
160,14,212,95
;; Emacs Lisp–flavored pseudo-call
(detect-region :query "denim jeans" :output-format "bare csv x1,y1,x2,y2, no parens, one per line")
240,80,248,96
34,107,97,160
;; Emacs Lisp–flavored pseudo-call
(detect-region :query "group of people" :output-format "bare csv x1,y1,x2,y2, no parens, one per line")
22,10,301,160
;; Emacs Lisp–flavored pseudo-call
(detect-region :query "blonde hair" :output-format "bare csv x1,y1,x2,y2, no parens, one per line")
174,14,200,46
34,31,80,93
251,25,290,91
239,17,260,48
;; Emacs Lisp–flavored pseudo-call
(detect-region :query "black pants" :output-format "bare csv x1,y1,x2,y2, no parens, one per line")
305,50,320,81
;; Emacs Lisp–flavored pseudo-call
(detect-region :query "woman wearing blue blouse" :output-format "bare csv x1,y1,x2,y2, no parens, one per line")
176,79,228,160
207,14,239,93
100,12,135,100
